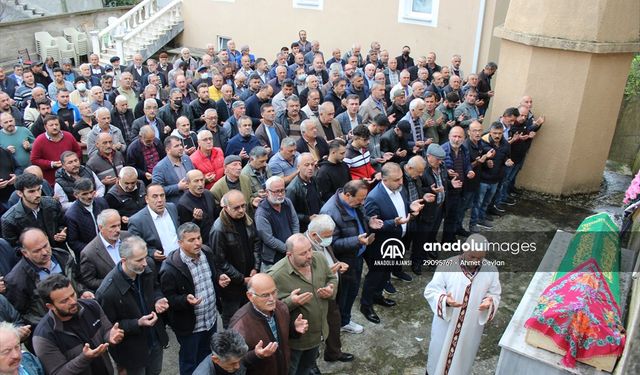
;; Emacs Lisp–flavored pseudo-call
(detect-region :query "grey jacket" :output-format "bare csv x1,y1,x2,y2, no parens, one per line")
254,197,299,264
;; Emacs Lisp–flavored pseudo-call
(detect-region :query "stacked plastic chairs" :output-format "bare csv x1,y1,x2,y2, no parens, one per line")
63,28,90,59
56,37,77,64
34,32,60,61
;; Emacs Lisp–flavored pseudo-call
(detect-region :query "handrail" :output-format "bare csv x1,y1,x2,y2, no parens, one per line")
122,0,181,42
98,0,157,38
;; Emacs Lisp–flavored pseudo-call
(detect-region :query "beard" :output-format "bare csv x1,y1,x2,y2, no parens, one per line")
268,196,285,205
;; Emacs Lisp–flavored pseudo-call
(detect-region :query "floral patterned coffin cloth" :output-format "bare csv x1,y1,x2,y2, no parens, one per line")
525,259,626,371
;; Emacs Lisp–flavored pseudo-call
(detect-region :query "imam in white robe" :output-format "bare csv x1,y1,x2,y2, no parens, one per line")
423,256,501,375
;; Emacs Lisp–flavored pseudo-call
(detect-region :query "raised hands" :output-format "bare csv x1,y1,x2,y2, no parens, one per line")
290,288,313,306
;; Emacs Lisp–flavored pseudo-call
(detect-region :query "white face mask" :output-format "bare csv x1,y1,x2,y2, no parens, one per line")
77,83,87,92
319,235,333,247
200,73,209,79
311,233,332,248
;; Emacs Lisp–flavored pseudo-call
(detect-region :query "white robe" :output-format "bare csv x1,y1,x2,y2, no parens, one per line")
424,256,501,375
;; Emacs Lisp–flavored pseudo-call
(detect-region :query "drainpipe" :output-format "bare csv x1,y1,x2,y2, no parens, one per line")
472,0,487,74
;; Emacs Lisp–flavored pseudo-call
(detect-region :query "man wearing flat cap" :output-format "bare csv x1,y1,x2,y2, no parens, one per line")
417,143,460,266
210,155,259,217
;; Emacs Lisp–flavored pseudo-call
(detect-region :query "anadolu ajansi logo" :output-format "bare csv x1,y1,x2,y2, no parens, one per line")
380,238,405,259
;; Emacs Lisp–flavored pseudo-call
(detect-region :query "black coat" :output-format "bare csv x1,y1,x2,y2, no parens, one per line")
295,136,329,161
65,197,109,259
105,181,147,220
1,196,65,248
110,108,136,143
420,165,450,224
125,138,166,184
209,212,260,296
315,159,351,202
5,248,84,325
96,263,169,368
380,128,410,164
159,247,221,336
177,190,218,236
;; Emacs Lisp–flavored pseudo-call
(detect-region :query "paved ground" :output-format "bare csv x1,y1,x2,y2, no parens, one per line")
157,165,632,374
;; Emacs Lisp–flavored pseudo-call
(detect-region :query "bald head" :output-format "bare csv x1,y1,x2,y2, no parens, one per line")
23,165,44,179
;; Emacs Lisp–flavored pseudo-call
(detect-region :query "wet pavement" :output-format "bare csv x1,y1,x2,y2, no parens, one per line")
159,164,634,374
316,164,633,375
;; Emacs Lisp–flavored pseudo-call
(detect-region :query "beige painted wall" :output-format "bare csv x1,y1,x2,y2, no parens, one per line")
181,0,504,75
490,39,634,194
504,0,639,43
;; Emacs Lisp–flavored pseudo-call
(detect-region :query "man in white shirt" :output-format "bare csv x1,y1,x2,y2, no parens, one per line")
360,162,423,324
127,184,179,265
79,209,133,291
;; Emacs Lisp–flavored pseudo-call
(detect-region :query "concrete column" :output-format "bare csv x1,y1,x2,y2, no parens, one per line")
490,0,640,195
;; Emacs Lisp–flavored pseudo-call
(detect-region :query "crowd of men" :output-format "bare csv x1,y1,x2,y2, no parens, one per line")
0,29,546,375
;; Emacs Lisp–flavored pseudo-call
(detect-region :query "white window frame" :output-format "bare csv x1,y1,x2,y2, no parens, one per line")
293,0,323,11
218,36,232,51
398,0,439,27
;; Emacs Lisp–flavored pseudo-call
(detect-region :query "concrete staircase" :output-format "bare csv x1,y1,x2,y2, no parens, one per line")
91,0,183,65
12,0,46,18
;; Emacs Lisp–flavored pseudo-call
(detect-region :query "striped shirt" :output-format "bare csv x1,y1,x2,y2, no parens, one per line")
344,143,376,180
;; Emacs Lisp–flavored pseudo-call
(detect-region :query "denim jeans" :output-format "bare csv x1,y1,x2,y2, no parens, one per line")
289,346,320,375
496,160,525,204
336,256,364,327
175,325,216,375
470,183,498,226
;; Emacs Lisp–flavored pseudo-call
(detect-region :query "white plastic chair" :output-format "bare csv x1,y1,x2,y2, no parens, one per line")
56,37,77,64
64,28,90,57
34,32,60,61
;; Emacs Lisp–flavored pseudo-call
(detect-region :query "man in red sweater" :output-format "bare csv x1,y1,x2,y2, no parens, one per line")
344,124,381,184
30,114,82,185
190,129,225,190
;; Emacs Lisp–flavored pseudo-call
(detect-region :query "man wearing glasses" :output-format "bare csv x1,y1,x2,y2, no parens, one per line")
210,190,261,327
255,176,299,272
230,272,308,375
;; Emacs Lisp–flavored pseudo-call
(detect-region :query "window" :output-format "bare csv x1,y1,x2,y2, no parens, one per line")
398,0,439,27
293,0,323,11
218,36,232,51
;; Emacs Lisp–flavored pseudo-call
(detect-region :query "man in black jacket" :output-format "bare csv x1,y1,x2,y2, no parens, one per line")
96,236,169,375
126,126,167,185
110,96,136,144
209,190,260,327
5,228,92,335
64,178,109,260
286,153,322,232
160,223,231,375
106,166,147,226
470,122,510,232
177,170,217,236
316,139,350,202
380,120,411,165
33,274,123,375
1,173,67,248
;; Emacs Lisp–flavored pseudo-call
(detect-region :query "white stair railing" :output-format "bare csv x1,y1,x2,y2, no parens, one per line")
90,0,161,60
120,0,182,58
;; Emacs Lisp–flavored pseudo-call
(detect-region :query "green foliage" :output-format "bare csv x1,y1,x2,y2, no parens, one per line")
625,54,640,98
